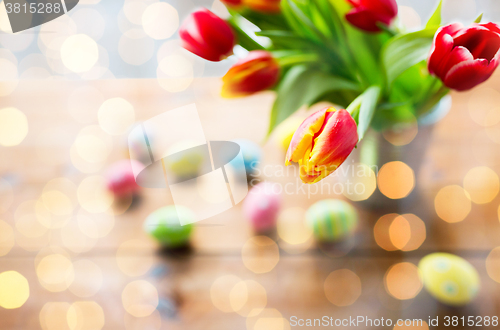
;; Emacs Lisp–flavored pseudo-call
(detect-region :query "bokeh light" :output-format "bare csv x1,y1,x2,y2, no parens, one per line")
246,308,291,330
342,163,377,201
67,301,105,330
0,271,30,309
77,176,114,213
277,207,313,253
119,29,155,65
36,254,74,292
157,54,194,92
384,262,422,300
324,269,362,306
486,246,500,283
98,98,135,136
142,2,179,40
389,215,411,250
382,122,418,146
122,280,159,317
241,236,280,274
61,220,98,254
467,87,500,127
377,161,415,199
230,280,267,317
39,302,71,330
0,107,28,146
60,34,99,73
399,6,421,30
69,260,103,298
211,274,242,313
434,185,471,223
463,166,499,204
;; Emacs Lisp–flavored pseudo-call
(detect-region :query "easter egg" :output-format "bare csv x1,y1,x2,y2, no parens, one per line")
306,199,358,242
128,125,154,164
243,182,281,232
105,160,144,197
144,206,194,248
232,139,262,175
418,253,480,306
164,140,204,179
274,117,304,151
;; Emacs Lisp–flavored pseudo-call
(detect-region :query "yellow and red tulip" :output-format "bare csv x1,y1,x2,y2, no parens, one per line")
179,9,235,62
221,50,280,98
286,107,358,184
428,22,500,91
245,0,281,13
221,0,244,9
345,0,398,32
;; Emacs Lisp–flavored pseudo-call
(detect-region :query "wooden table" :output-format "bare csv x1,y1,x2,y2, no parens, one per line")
1,75,500,329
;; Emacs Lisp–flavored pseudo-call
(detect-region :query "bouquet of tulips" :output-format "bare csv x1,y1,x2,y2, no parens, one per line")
179,0,500,184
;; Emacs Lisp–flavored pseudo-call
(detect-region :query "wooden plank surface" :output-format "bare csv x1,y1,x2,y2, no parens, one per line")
1,75,500,329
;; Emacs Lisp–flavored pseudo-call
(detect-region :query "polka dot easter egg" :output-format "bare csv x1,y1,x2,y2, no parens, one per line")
243,182,281,233
144,206,194,248
418,253,480,306
306,199,358,243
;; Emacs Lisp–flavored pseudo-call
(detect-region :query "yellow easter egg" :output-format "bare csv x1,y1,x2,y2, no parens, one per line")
274,117,304,151
418,253,480,306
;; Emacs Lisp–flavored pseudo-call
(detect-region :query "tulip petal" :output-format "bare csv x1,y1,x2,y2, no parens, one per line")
221,51,279,98
345,7,382,32
428,23,463,75
437,46,474,78
359,0,397,19
309,109,358,167
454,27,500,61
444,58,497,91
285,108,333,165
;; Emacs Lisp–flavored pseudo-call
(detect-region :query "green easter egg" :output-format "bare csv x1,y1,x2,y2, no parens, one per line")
144,206,194,247
419,253,480,306
306,199,358,242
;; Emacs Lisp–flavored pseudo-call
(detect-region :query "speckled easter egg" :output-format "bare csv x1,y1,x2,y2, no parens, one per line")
274,117,304,151
418,253,480,306
306,199,358,242
232,139,262,174
243,182,281,232
144,206,194,248
105,160,144,197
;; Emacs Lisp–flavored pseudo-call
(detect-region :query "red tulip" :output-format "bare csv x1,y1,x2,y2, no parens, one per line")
286,107,358,184
221,0,244,7
179,9,236,62
428,22,500,91
245,0,281,13
345,0,398,32
221,51,280,98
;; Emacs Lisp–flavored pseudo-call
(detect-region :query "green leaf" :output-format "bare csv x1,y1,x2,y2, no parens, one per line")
382,28,438,87
226,18,265,51
355,86,381,140
474,13,483,23
425,0,442,28
281,0,323,42
268,66,360,134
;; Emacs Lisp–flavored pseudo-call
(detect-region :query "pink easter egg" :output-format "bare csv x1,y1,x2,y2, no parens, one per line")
243,182,281,232
105,160,144,197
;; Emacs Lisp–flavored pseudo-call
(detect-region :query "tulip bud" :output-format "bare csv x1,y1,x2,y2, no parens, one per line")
428,22,500,91
286,107,358,184
245,0,281,13
221,0,244,8
221,51,280,98
179,9,236,62
345,0,398,32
